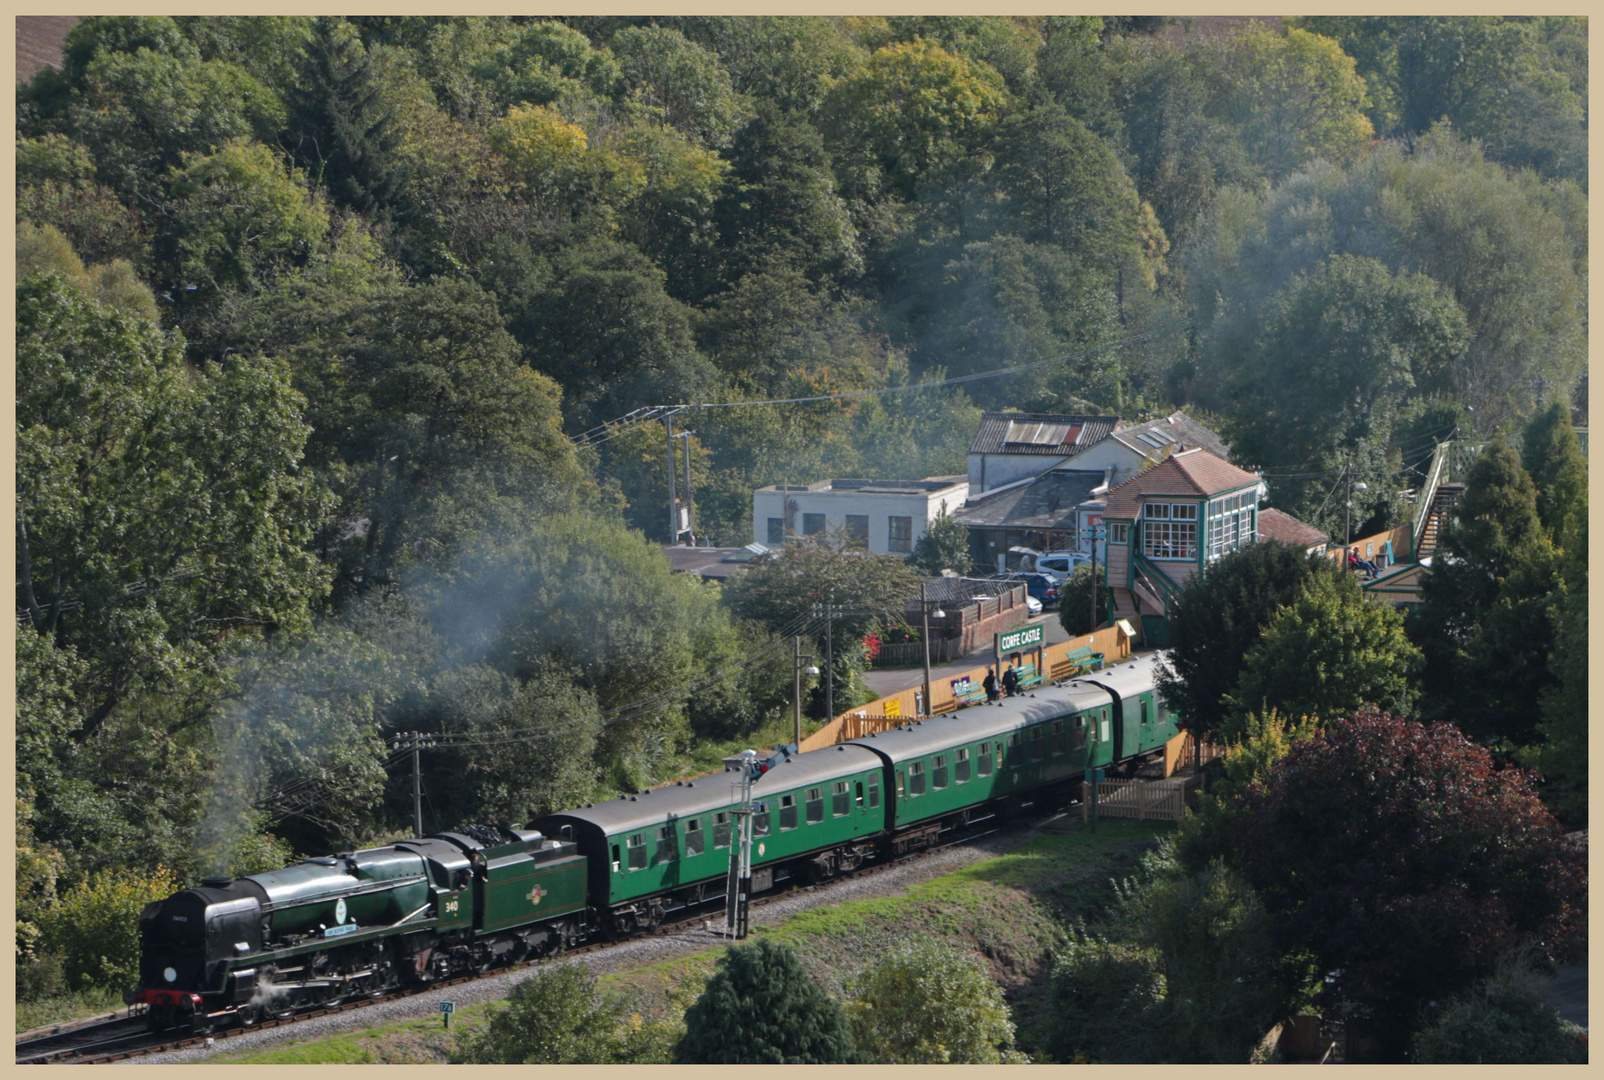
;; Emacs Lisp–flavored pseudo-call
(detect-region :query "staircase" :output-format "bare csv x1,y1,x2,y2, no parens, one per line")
1415,482,1464,560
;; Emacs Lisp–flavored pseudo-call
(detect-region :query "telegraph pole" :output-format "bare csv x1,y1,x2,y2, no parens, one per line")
666,415,678,545
392,731,435,837
679,431,694,544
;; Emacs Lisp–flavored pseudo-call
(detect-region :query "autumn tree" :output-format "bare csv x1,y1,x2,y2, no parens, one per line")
1233,709,1585,1060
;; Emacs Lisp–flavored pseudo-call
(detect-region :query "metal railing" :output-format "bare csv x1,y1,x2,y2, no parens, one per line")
1410,440,1451,557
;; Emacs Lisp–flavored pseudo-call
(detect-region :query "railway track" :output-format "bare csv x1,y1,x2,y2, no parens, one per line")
16,804,1053,1064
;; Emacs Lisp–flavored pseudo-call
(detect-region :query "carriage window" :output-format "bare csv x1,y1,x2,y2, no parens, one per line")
1141,699,1150,726
806,787,824,824
685,818,704,857
1030,726,1045,761
627,834,647,871
1076,716,1089,749
909,761,926,796
833,781,851,817
714,812,733,850
896,772,905,798
855,781,864,808
933,754,948,789
978,742,992,776
611,844,621,872
1052,720,1067,755
955,747,970,783
779,794,798,831
868,780,880,808
655,825,675,863
753,807,770,836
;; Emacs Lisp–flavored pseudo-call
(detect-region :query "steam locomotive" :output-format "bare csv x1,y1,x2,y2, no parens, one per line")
130,652,1177,1033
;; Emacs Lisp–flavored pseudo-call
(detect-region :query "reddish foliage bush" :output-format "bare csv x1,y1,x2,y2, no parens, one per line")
1233,708,1585,1054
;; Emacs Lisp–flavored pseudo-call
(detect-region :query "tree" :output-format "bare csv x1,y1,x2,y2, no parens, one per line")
1519,401,1587,547
846,939,1027,1063
453,963,628,1064
1225,575,1422,736
673,938,864,1063
1157,542,1347,744
907,510,971,575
724,538,921,643
1055,562,1107,637
1233,709,1586,1060
820,38,1009,203
282,17,405,217
1410,960,1588,1064
473,19,620,111
608,24,746,147
15,220,158,323
1412,439,1562,747
1518,518,1586,827
1221,254,1470,536
1220,25,1373,181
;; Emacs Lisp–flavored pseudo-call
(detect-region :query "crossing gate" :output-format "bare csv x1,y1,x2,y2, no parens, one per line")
1088,776,1194,822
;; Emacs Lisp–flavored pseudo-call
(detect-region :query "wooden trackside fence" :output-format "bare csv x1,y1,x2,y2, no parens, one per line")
800,623,1134,753
1087,776,1196,823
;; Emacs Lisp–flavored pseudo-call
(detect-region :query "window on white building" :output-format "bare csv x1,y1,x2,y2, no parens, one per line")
1142,502,1197,560
803,512,826,536
845,514,869,547
767,517,785,545
888,516,914,553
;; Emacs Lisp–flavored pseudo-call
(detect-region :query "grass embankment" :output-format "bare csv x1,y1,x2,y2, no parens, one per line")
215,819,1167,1064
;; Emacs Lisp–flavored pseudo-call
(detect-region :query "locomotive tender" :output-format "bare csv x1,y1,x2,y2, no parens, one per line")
131,652,1178,1033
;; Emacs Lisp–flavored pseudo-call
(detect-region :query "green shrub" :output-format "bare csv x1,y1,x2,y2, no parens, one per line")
452,963,626,1064
846,939,1028,1063
1412,968,1588,1063
34,866,178,992
1047,931,1166,1063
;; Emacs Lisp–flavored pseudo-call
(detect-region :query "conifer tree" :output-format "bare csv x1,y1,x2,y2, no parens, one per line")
1519,401,1587,547
672,938,863,1064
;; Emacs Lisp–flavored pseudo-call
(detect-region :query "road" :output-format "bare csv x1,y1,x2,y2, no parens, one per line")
862,610,1073,699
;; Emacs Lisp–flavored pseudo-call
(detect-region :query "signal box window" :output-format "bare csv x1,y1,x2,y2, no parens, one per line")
685,818,704,857
978,742,992,776
627,834,647,871
779,794,798,831
655,825,675,863
909,761,926,796
955,747,970,783
803,512,826,536
845,515,869,547
933,754,948,789
833,781,851,817
714,812,733,850
806,787,824,823
888,516,913,553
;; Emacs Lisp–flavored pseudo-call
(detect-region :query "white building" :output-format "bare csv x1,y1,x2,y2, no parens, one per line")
752,477,969,556
967,411,1230,496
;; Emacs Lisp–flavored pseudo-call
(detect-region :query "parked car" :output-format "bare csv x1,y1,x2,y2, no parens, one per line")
990,571,1061,609
1034,551,1091,582
1024,594,1043,616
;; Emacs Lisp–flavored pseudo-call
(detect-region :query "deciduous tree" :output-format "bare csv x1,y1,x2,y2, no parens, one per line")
1233,708,1585,1060
847,939,1027,1063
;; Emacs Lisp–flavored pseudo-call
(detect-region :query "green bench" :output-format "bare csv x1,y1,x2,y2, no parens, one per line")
1013,660,1042,691
1051,646,1105,681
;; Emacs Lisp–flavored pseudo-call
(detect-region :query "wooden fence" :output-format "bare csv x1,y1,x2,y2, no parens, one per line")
800,623,1135,752
1089,776,1195,822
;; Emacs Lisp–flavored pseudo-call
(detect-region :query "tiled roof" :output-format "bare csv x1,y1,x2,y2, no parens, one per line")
968,412,1121,456
952,471,1105,529
1257,508,1329,549
1112,412,1230,460
1103,450,1261,519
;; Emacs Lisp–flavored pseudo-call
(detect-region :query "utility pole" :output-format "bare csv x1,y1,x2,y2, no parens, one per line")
919,582,945,718
792,637,818,747
1088,527,1099,632
679,431,694,545
393,731,435,837
665,415,677,545
1344,457,1351,549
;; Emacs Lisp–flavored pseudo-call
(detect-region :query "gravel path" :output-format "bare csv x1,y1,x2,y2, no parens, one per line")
133,824,1048,1064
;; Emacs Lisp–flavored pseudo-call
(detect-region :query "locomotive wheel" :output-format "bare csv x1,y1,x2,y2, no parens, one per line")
238,1004,260,1028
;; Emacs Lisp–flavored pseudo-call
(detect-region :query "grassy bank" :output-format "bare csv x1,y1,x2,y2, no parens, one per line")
214,818,1168,1064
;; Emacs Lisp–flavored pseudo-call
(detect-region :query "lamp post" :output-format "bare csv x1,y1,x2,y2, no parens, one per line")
919,582,947,717
792,636,819,747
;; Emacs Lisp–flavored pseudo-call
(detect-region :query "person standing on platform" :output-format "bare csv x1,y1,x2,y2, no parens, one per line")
983,668,1000,703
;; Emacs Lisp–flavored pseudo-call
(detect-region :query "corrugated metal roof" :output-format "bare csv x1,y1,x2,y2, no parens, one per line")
1104,450,1261,519
953,471,1105,529
969,413,1121,456
1112,412,1230,460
